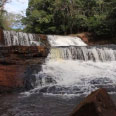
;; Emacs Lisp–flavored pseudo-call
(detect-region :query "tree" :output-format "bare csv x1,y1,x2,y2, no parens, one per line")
0,0,9,28
22,0,116,40
2,12,24,30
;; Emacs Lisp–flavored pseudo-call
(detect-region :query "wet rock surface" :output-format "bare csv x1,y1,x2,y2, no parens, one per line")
0,46,49,93
0,29,50,93
71,88,116,116
0,59,45,93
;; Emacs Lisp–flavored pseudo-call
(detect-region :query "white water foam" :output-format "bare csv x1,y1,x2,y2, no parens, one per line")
18,33,116,96
47,35,87,46
34,59,116,96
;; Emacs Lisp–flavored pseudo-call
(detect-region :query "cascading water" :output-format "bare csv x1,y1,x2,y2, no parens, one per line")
48,46,116,61
47,35,87,46
28,36,116,96
1,34,116,116
3,31,41,46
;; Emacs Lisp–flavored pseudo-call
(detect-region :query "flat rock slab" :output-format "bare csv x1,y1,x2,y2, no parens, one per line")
71,88,116,116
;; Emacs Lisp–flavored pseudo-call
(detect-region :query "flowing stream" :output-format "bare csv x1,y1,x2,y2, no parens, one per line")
26,36,116,96
0,33,116,116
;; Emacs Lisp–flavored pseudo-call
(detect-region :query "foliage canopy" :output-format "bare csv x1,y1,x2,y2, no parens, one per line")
21,0,116,39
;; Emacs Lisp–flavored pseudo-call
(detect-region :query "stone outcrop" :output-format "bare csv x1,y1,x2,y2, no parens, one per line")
0,65,25,93
0,46,49,93
77,33,89,44
71,88,116,116
78,32,114,45
70,32,113,45
0,29,50,93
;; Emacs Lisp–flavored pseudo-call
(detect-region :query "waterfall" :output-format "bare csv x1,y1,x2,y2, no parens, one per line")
3,31,86,47
3,30,116,96
47,35,87,46
29,35,116,96
47,35,116,62
3,31,41,46
48,46,116,62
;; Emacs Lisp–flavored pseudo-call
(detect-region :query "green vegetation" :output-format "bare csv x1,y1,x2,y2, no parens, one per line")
0,0,23,31
0,0,116,40
0,11,23,30
0,0,6,29
22,0,116,40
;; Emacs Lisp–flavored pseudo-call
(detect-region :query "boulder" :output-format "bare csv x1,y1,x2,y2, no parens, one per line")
71,88,116,116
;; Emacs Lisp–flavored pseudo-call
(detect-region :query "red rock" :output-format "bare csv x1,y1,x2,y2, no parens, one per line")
71,88,116,116
0,65,25,89
0,30,50,93
0,46,48,93
77,33,89,44
70,32,113,45
0,46,49,58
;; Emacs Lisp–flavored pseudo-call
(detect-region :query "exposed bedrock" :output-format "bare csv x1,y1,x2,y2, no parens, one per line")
0,63,44,93
71,32,114,45
0,29,50,93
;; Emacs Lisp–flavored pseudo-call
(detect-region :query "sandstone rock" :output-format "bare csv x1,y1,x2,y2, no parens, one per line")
0,62,45,93
71,88,116,116
77,33,89,44
71,32,113,45
0,29,50,93
0,46,49,57
0,65,25,93
0,46,48,93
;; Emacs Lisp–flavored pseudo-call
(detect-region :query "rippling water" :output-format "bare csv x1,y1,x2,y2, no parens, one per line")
0,93,84,116
0,93,116,116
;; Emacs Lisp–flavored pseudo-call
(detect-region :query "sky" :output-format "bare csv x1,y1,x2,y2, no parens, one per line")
4,0,28,15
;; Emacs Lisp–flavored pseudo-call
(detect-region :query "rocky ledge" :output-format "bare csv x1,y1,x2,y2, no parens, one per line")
0,29,50,93
0,46,49,93
71,32,115,45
